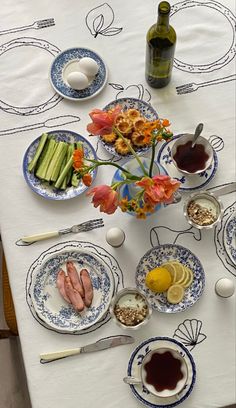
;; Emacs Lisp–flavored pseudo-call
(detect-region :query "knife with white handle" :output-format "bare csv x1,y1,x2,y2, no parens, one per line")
40,335,134,364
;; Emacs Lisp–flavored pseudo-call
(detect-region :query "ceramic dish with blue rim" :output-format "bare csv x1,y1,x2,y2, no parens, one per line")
26,240,124,335
50,47,108,101
223,213,236,265
23,130,97,200
29,248,114,333
99,97,158,158
157,135,218,192
136,244,205,313
126,336,196,408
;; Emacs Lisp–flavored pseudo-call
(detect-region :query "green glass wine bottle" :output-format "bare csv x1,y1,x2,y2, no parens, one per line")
145,1,176,88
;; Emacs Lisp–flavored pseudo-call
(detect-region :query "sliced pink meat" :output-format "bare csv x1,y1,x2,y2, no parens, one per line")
56,269,71,303
80,269,93,308
64,276,84,312
66,261,85,298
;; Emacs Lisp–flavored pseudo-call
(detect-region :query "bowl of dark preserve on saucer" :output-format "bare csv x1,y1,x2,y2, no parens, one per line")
171,133,214,175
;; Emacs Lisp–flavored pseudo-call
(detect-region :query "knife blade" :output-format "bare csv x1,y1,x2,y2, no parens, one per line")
40,335,134,364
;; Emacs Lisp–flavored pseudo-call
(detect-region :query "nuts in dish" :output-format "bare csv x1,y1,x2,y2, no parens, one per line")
56,261,93,311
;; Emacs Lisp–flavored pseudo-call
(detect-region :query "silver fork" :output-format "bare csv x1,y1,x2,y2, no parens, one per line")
176,74,236,95
0,18,55,36
20,218,104,243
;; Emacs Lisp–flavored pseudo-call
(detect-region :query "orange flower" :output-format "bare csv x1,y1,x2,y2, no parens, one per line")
162,119,170,127
73,148,84,170
87,105,122,136
86,185,118,214
135,207,147,219
143,203,155,213
119,197,129,212
82,173,92,187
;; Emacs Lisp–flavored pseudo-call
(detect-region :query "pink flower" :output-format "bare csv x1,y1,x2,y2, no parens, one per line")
87,105,122,136
86,185,119,214
136,175,180,205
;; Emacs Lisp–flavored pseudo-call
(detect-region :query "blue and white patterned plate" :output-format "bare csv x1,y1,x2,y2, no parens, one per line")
157,135,218,192
127,336,196,408
29,248,114,333
26,241,124,335
223,213,236,265
136,244,205,313
99,98,158,158
50,47,108,101
23,130,97,200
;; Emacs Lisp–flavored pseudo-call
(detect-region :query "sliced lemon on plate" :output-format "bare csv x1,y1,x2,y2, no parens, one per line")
161,261,176,282
181,266,194,288
168,261,185,284
167,284,185,304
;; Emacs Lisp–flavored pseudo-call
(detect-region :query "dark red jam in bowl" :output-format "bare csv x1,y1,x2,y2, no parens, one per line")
173,141,209,173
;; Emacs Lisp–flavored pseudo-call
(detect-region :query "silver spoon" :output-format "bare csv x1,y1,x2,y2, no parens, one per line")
191,123,204,148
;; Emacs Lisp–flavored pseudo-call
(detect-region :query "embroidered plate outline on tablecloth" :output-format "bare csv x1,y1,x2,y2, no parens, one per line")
109,83,151,102
0,37,62,116
170,0,236,73
25,241,124,335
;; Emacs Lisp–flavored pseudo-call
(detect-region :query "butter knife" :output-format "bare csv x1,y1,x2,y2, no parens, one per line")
40,335,134,363
20,218,104,243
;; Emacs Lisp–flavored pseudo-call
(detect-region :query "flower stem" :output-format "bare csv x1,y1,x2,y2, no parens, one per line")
149,141,157,177
85,158,139,179
113,126,149,176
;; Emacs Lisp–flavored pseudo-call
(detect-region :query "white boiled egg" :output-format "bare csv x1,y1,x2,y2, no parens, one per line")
215,278,235,298
67,71,89,90
77,57,99,77
106,227,125,248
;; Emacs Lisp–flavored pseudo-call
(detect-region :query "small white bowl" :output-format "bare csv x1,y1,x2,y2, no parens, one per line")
109,287,152,330
171,134,214,175
183,191,224,230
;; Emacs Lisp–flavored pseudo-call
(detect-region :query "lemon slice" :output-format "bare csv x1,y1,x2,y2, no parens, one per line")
161,262,176,282
181,266,194,288
169,261,185,284
167,284,185,304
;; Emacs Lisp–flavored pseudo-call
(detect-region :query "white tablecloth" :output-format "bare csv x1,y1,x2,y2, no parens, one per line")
0,0,235,407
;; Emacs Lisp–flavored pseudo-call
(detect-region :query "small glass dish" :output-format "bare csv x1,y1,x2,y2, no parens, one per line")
183,191,224,230
171,134,214,175
109,287,152,330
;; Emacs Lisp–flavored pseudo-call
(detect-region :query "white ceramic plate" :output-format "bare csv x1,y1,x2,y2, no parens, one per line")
29,248,114,333
223,213,236,265
127,336,196,408
23,130,97,200
50,47,108,101
157,135,218,192
136,244,205,313
26,241,124,334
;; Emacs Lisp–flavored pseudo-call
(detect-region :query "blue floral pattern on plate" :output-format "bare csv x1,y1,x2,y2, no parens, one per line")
23,130,97,200
30,248,114,332
136,244,205,313
26,241,124,334
156,135,218,192
223,213,236,265
99,98,158,158
127,336,196,408
50,47,108,100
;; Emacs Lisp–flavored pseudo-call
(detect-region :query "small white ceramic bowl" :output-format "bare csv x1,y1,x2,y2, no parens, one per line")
183,191,224,230
109,287,152,330
171,134,214,175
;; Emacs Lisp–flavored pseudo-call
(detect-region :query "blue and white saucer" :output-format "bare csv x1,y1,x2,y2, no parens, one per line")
136,244,205,313
223,213,236,265
26,241,124,335
29,248,114,333
50,47,108,101
100,97,158,158
127,336,196,408
23,130,97,200
157,135,218,192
